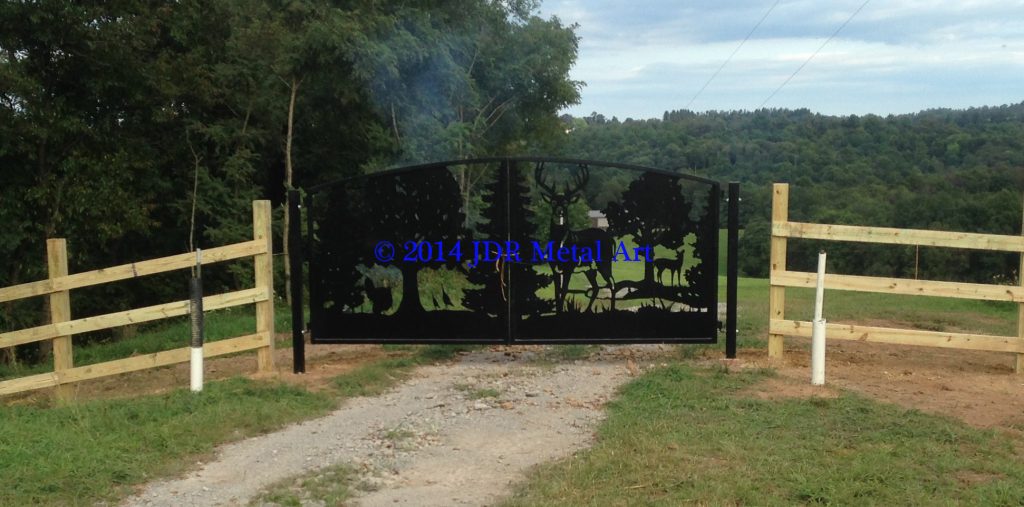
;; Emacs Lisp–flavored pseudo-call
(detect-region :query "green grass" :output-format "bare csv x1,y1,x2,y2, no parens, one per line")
0,339,471,507
453,383,500,399
1,247,1018,506
542,344,599,362
0,378,335,507
252,463,358,507
502,364,1024,506
0,303,294,381
731,277,1018,347
521,344,601,369
383,427,416,441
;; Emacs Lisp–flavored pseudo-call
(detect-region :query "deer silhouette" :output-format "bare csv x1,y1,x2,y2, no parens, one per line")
653,247,685,286
535,162,616,313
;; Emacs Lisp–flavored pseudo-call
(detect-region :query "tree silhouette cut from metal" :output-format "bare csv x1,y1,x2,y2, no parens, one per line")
681,186,719,306
362,169,466,315
535,162,616,313
604,171,697,301
316,181,373,314
463,161,551,318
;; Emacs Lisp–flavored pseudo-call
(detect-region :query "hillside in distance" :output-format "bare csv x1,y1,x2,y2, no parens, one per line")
556,104,1024,281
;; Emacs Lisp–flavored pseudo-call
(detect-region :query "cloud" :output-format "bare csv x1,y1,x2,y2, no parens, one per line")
538,0,1024,118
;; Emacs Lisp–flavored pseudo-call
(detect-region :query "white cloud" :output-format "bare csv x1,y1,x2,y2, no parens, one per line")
538,0,1024,118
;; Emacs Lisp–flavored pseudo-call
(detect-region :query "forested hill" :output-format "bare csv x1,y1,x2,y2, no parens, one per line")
557,106,1024,280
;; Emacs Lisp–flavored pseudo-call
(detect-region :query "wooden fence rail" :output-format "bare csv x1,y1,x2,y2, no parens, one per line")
0,201,275,400
768,183,1024,372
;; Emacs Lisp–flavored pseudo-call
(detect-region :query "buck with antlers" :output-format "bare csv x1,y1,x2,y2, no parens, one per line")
535,162,616,313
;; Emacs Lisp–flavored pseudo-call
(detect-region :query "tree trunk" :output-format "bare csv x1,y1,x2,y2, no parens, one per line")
640,233,656,285
283,76,300,305
396,265,424,314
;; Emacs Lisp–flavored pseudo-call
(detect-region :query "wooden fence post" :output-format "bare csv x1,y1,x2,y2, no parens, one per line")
253,200,276,373
768,183,789,359
47,239,74,402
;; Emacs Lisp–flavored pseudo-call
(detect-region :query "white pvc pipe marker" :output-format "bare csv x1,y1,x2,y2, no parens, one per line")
190,347,203,392
811,251,827,385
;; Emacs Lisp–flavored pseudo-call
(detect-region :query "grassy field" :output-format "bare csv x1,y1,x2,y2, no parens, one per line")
0,304,294,381
501,364,1024,506
497,275,1023,505
0,377,333,506
0,343,471,506
732,277,1018,346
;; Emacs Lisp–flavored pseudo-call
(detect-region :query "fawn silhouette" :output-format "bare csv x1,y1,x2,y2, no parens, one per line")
653,248,685,286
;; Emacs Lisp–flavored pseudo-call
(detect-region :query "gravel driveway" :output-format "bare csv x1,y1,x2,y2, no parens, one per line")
123,346,665,506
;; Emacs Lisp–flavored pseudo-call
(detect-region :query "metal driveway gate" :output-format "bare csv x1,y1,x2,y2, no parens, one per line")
289,157,739,372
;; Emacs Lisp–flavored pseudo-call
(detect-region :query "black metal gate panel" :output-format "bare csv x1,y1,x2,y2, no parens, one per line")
291,157,734,351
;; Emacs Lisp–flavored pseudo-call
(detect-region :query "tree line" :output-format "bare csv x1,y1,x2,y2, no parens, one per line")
558,106,1024,283
0,0,581,364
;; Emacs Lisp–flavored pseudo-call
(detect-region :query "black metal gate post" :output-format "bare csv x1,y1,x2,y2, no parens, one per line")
725,182,740,359
288,189,306,373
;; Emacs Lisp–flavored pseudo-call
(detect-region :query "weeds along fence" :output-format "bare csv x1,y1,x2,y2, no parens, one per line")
0,201,276,400
767,183,1024,372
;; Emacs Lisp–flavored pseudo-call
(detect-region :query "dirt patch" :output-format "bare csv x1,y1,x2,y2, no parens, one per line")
737,376,840,400
955,470,1005,486
270,344,393,393
736,335,1024,431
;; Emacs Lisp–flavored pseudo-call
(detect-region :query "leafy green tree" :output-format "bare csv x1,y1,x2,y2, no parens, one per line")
0,0,582,365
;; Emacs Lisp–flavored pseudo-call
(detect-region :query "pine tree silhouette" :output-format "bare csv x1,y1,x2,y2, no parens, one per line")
463,162,551,317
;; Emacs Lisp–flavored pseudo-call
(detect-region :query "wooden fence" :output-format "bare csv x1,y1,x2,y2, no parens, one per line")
768,183,1024,372
0,201,276,400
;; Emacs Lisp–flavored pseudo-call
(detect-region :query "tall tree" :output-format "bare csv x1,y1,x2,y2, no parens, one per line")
463,164,550,317
363,168,466,315
604,173,695,285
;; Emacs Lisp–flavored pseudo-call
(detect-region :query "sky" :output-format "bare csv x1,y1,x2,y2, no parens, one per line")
536,0,1024,120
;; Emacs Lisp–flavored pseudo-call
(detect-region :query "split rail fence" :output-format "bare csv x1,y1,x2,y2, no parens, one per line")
767,183,1024,372
0,201,276,400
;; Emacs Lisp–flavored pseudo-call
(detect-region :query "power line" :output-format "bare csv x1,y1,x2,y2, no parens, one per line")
685,0,781,111
759,0,871,109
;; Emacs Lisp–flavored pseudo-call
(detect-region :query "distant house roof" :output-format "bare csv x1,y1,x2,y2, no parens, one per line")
587,210,606,218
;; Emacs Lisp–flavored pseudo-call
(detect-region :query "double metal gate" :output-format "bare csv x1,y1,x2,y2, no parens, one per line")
289,157,738,372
